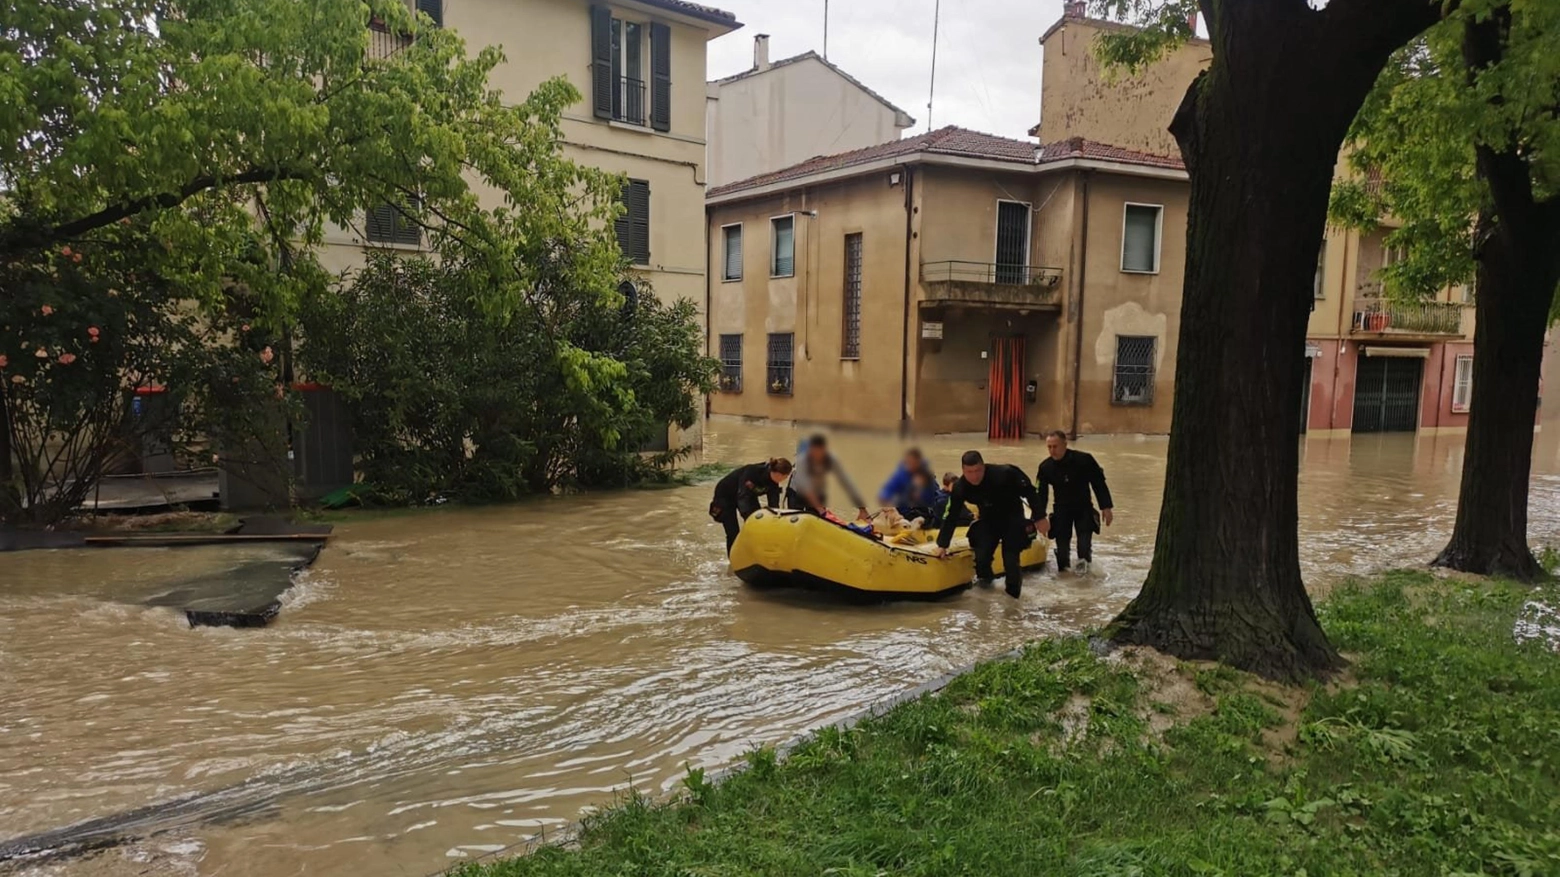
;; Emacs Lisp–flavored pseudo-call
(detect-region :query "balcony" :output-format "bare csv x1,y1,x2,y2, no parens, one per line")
920,261,1063,312
1351,299,1465,338
613,76,647,127
367,19,414,60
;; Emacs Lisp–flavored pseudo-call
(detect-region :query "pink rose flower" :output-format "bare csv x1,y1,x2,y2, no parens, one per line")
58,352,77,365
60,246,72,256
0,354,7,368
260,346,275,364
40,305,54,316
35,347,48,358
87,326,100,337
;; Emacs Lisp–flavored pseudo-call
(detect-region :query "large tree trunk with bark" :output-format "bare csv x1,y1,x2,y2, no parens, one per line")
1109,1,1445,683
1433,8,1560,582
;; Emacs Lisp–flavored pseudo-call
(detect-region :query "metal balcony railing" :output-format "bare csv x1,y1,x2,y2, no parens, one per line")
921,260,1063,288
614,76,647,127
1352,299,1464,336
367,20,413,60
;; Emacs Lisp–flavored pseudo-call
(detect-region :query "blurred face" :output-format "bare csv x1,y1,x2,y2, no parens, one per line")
808,443,827,465
962,462,986,486
769,469,788,485
904,450,923,470
1046,434,1067,460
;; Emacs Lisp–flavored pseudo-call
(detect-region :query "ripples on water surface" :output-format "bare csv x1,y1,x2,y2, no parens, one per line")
4,423,1560,876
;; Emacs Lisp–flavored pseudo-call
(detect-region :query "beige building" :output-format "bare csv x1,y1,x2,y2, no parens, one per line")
705,127,1188,437
705,36,915,188
311,0,739,447
1034,7,1483,437
705,5,1494,439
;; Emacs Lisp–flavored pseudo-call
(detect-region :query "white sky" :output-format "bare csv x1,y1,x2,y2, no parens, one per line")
704,0,1070,141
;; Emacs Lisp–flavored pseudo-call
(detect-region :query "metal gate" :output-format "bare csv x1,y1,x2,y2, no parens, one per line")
1352,355,1422,433
994,202,1029,284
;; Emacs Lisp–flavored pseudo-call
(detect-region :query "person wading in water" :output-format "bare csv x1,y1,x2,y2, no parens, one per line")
931,451,1044,599
710,458,793,554
1035,430,1113,574
788,434,869,522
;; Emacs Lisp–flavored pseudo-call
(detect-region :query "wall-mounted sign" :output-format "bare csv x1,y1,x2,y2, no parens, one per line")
921,321,944,340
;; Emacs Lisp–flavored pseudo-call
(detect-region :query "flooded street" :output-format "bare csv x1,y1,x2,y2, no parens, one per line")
5,422,1560,876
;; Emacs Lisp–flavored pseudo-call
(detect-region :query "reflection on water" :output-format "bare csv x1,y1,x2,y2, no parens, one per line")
3,422,1560,876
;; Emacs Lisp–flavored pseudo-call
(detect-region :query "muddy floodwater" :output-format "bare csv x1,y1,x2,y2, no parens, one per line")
5,422,1560,876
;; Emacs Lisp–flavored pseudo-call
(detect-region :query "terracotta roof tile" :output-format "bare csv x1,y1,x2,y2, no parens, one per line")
707,126,1035,197
641,0,739,26
706,130,1184,199
1036,136,1185,170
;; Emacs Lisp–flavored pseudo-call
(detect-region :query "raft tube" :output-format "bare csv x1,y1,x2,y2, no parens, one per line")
729,510,1048,600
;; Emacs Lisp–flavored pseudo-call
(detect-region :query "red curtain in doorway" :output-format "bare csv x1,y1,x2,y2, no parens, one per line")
988,335,1026,440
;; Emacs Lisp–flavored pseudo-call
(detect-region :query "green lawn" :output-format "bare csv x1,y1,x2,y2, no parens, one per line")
459,571,1560,877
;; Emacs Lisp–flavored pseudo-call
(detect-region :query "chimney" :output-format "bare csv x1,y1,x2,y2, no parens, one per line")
1064,1,1085,18
753,34,770,70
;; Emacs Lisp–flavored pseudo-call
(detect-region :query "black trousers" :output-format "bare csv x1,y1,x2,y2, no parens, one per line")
717,506,741,555
1050,505,1095,569
969,516,1030,596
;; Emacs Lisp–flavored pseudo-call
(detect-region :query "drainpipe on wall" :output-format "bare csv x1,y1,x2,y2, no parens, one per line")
704,203,712,420
899,164,915,434
1069,171,1092,439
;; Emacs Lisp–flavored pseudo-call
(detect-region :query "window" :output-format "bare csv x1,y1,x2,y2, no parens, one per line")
365,198,421,246
771,215,795,277
721,224,743,281
1383,242,1408,267
615,178,650,265
1452,355,1473,413
414,0,443,26
1461,275,1476,304
718,334,743,393
1121,204,1162,273
1314,242,1327,299
767,333,794,395
591,8,670,131
1112,335,1157,405
842,233,862,359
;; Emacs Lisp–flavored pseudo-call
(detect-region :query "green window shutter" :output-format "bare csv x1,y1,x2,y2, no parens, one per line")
650,23,671,132
591,6,613,120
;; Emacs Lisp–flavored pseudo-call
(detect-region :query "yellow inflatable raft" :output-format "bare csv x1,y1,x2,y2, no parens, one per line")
729,510,1048,600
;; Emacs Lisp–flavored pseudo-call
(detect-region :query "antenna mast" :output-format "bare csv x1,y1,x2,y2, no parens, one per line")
926,0,941,131
823,0,829,59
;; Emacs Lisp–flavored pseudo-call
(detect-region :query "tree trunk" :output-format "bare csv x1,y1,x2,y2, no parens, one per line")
1109,2,1443,683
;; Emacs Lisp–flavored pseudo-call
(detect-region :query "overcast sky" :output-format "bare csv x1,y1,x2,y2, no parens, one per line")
705,0,1070,142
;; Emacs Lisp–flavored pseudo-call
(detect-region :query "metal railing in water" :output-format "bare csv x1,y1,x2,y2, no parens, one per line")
921,260,1063,288
1352,298,1464,336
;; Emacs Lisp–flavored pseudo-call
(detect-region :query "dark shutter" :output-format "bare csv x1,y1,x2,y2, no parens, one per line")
615,179,650,265
415,0,443,27
650,22,671,132
591,6,613,120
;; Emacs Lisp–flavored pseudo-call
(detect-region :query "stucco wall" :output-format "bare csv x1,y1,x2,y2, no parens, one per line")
708,57,908,187
1073,174,1188,435
706,174,910,427
1036,17,1210,158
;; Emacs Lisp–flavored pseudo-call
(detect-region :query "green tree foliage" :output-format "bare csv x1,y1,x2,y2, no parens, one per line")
0,0,621,321
1331,0,1560,309
0,243,282,524
298,256,716,504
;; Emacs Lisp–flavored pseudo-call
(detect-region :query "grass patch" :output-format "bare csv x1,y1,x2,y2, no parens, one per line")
456,571,1560,877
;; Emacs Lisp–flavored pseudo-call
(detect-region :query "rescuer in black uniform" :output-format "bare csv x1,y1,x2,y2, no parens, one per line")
1035,430,1114,574
932,451,1044,599
710,458,793,554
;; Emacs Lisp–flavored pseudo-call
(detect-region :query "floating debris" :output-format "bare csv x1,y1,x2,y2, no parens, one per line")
1513,600,1560,652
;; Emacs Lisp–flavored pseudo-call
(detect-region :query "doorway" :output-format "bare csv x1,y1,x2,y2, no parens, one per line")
1299,358,1313,434
994,201,1030,285
987,335,1027,440
1353,354,1423,433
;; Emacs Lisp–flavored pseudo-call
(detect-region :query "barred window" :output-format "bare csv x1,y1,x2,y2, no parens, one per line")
842,233,862,359
718,334,743,393
767,332,793,396
1452,355,1473,413
365,197,422,246
1112,335,1156,405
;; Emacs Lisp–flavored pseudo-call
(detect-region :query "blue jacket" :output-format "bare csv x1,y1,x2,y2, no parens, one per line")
879,461,940,510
